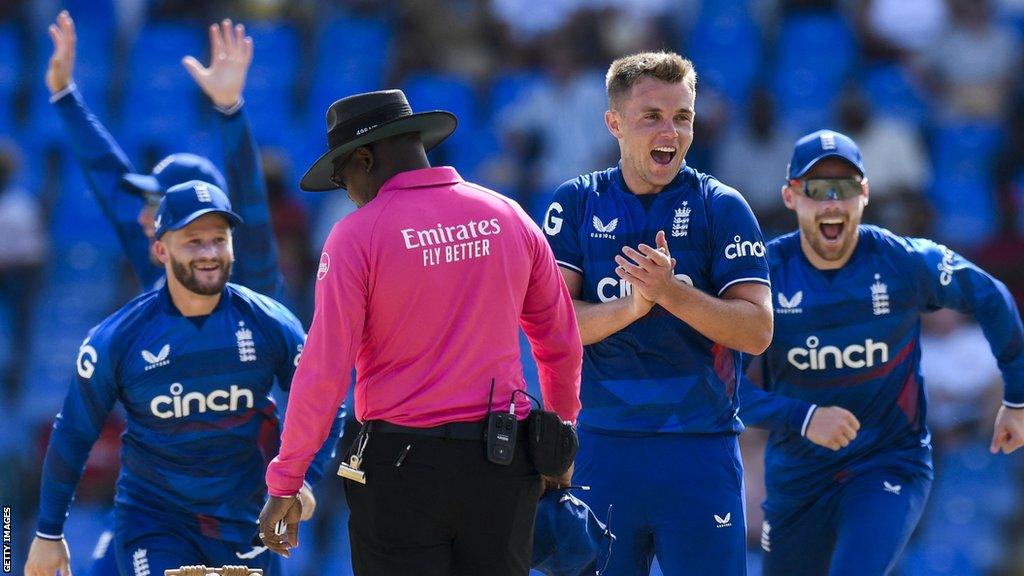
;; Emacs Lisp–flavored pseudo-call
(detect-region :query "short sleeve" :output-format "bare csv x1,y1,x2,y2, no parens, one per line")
542,179,584,274
708,183,771,295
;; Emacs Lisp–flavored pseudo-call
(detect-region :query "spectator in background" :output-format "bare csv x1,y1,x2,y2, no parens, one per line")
975,100,1024,312
498,34,616,213
835,87,931,234
263,149,315,322
0,140,49,402
714,88,795,238
921,0,1022,120
391,0,497,82
855,0,949,62
972,189,1024,315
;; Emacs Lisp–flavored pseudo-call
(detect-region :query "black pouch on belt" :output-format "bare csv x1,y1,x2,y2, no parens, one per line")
516,390,578,476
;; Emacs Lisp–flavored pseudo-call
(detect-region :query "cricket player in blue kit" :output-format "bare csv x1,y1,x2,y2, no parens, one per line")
45,11,283,297
42,13,316,575
740,130,1024,575
544,52,773,575
25,182,343,576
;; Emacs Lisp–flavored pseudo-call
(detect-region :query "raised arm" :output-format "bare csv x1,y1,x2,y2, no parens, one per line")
183,20,284,298
46,11,158,287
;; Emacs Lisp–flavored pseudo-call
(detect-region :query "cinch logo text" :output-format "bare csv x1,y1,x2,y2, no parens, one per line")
150,383,254,419
724,235,766,260
786,336,889,370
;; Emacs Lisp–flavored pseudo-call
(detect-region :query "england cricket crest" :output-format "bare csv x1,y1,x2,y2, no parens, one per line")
672,201,691,237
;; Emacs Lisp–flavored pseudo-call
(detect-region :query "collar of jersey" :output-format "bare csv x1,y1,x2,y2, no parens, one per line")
157,282,231,318
613,161,689,198
797,225,869,274
379,166,462,193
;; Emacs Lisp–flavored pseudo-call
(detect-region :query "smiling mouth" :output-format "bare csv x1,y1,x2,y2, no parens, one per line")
194,263,221,272
650,146,677,166
818,217,845,242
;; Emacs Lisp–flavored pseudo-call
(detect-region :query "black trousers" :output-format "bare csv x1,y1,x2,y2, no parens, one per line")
344,426,542,576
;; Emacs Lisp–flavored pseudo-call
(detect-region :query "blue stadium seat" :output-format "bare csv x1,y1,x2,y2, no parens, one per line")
863,64,931,125
306,16,393,132
772,12,858,131
119,86,201,152
687,8,762,109
488,71,545,117
0,24,20,131
244,21,300,144
400,72,485,173
928,122,1003,247
28,25,116,147
0,24,19,94
120,23,202,148
127,22,202,92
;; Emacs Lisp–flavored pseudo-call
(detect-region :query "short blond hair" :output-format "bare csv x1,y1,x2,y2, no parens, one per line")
605,51,697,110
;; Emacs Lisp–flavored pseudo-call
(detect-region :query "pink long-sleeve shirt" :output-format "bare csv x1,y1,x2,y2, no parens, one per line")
266,166,582,496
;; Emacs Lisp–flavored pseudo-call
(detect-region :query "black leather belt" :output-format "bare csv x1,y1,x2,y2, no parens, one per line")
374,419,526,441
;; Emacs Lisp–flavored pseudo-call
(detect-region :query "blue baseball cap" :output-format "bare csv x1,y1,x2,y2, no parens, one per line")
154,180,242,239
532,490,614,576
122,153,227,199
787,129,866,180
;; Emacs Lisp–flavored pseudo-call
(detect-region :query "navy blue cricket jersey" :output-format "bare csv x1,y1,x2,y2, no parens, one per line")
37,284,343,542
742,226,1024,501
543,163,770,434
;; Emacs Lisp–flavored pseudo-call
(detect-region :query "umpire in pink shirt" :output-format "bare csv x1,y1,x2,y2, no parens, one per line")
259,90,583,575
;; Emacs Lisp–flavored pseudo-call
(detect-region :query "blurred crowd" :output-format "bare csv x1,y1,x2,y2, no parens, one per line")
1,0,1023,574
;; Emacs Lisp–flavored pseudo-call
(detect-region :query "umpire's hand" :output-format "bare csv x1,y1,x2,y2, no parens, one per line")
258,495,303,557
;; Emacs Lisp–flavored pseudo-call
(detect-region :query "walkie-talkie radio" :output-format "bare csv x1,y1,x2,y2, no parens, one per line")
485,378,517,465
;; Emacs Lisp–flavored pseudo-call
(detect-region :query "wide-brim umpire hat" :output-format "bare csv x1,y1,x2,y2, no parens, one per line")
300,89,457,191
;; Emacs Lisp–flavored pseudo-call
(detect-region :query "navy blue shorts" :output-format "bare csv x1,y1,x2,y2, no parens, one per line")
573,429,747,576
112,506,281,576
761,463,932,576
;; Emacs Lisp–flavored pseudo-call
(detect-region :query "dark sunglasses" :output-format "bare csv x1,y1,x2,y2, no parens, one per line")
799,178,863,201
329,155,350,189
329,144,375,189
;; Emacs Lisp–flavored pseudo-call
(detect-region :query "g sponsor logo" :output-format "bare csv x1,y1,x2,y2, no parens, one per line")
77,338,98,379
724,235,766,260
786,335,889,370
543,202,564,236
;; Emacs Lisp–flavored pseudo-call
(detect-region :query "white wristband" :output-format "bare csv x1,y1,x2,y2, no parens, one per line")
800,405,818,437
48,82,77,104
215,97,244,116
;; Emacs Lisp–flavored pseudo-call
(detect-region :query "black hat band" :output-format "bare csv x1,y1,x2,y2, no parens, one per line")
326,102,413,149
